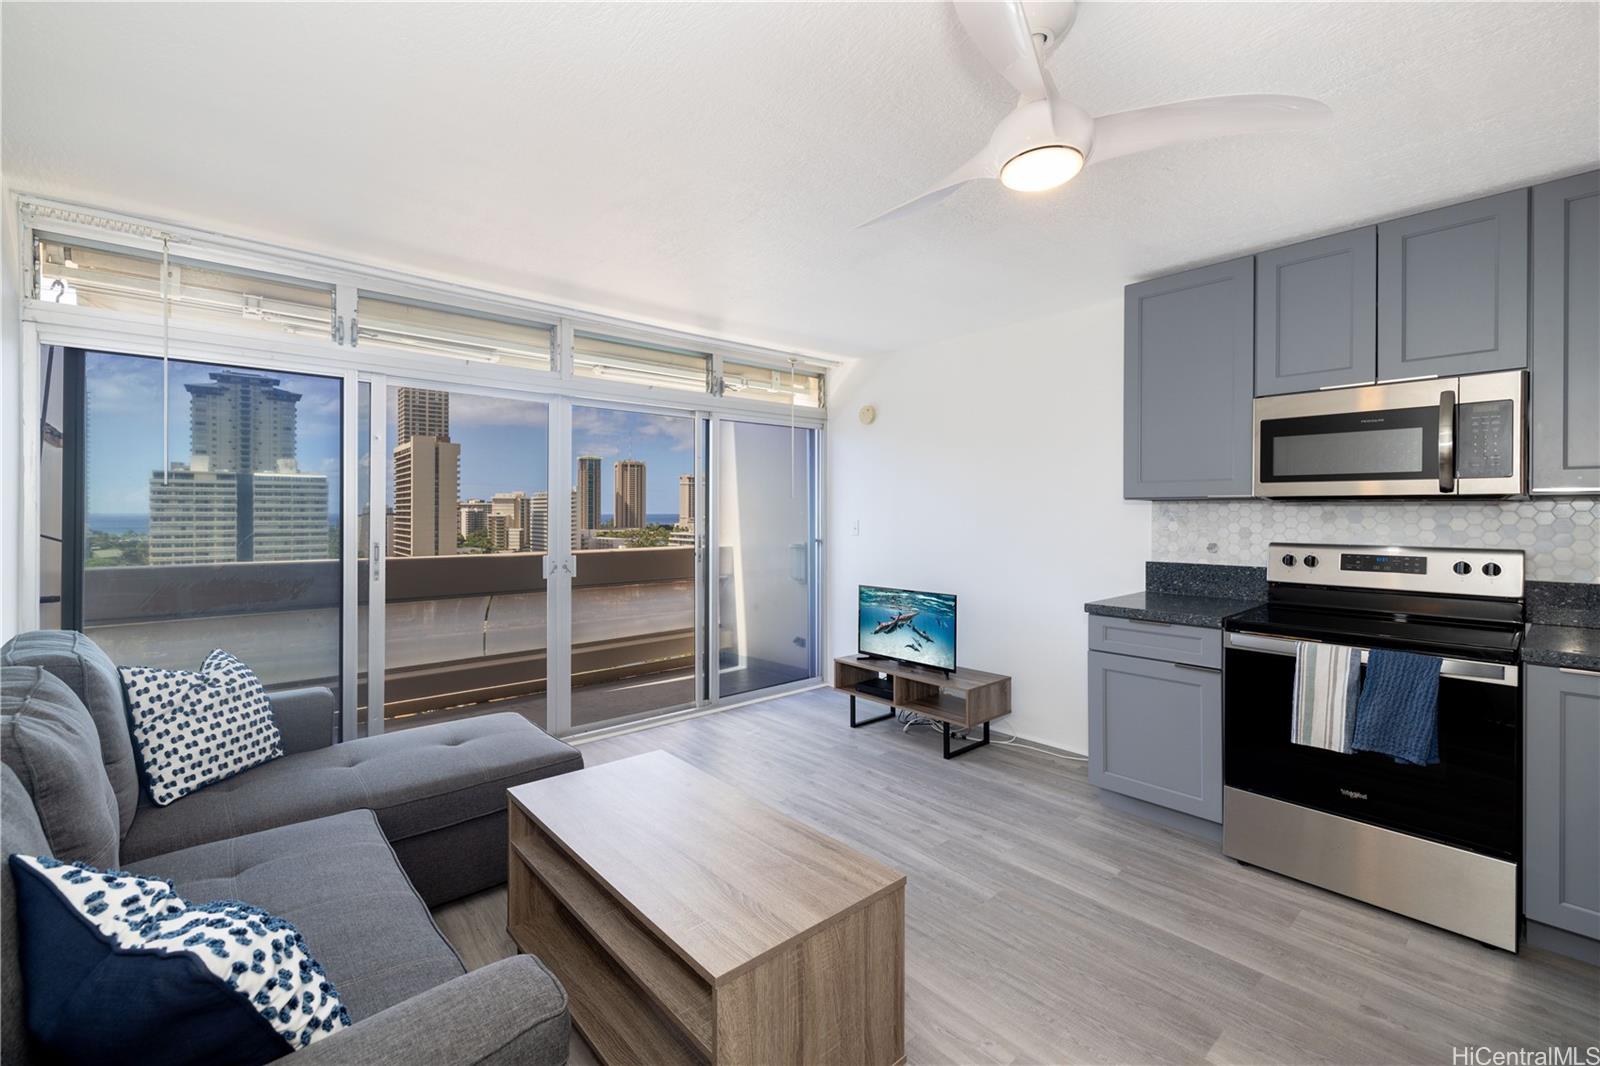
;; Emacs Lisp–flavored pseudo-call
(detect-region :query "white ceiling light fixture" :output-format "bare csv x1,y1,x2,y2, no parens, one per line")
861,0,1332,226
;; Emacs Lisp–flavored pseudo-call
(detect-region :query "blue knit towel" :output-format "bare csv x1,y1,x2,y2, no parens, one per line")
1352,649,1442,766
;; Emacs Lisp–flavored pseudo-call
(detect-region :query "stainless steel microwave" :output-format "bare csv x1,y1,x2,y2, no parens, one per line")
1253,370,1526,498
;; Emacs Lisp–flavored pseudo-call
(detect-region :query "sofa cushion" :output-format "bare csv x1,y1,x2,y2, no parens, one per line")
2,631,140,835
0,668,121,869
128,809,467,1020
121,712,582,863
3,766,51,1066
8,854,353,1063
121,650,283,806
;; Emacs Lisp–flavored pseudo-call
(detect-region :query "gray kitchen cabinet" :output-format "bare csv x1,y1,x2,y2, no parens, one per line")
1124,256,1255,499
1531,170,1600,493
1524,664,1600,940
1255,227,1377,396
1377,189,1529,381
1088,649,1222,822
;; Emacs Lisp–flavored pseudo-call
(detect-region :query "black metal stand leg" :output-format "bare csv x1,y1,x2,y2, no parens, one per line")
942,720,990,759
849,694,894,728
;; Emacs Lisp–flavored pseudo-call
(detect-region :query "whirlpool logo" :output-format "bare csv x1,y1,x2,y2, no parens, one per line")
1339,788,1369,801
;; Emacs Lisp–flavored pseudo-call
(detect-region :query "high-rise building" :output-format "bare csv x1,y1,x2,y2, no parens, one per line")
678,474,695,531
527,493,550,552
484,513,527,552
392,434,460,557
459,498,491,539
577,456,602,531
396,387,450,444
614,459,646,529
183,371,300,474
149,371,328,564
491,491,534,543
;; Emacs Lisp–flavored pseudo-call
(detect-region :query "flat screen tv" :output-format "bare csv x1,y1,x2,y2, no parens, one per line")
858,585,957,672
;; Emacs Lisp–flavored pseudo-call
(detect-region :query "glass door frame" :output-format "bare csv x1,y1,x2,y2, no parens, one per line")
702,409,825,711
547,395,710,738
359,371,565,738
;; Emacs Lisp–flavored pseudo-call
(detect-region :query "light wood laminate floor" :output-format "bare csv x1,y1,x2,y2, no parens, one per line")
433,688,1599,1066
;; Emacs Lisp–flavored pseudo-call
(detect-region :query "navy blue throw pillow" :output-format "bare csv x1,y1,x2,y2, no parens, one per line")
8,854,351,1065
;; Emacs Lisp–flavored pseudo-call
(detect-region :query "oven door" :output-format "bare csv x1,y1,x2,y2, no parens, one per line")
1253,377,1453,497
1222,630,1520,860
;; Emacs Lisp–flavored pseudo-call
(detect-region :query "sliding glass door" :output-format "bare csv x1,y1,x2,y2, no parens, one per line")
47,347,345,703
364,381,553,733
565,402,704,731
714,418,818,698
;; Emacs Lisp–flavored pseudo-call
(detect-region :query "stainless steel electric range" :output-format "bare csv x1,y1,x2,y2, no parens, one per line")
1222,542,1524,950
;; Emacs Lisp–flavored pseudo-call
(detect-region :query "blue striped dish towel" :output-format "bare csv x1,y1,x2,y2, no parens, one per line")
1291,642,1361,753
1352,649,1443,766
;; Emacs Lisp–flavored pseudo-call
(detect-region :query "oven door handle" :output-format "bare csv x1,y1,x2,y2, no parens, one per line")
1224,630,1518,686
1438,388,1456,493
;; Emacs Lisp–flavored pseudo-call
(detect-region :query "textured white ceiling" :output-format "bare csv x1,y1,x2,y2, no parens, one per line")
4,2,1596,359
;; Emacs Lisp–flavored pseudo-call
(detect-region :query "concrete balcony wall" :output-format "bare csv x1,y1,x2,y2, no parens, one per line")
80,547,697,717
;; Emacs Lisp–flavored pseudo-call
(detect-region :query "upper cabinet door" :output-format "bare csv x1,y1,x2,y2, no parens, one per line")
1531,170,1600,493
1255,227,1377,396
1378,188,1529,381
1124,257,1255,499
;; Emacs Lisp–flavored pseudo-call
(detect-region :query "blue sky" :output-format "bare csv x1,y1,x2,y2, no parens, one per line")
82,353,697,520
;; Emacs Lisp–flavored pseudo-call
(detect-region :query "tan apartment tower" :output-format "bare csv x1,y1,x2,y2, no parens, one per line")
614,459,646,529
678,474,695,530
392,435,460,557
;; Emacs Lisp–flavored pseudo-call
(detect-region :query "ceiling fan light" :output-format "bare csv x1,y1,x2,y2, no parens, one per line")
999,145,1084,192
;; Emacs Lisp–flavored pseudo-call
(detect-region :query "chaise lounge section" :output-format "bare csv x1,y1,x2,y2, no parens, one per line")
1,630,585,1065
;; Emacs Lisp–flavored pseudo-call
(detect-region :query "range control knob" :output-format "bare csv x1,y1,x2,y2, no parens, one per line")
1482,562,1502,577
1281,554,1296,567
1303,554,1319,568
1453,561,1472,575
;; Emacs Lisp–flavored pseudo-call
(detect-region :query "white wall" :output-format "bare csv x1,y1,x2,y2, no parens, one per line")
1,187,22,642
826,295,1150,754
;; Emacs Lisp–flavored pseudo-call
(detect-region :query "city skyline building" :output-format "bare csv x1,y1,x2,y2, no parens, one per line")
149,370,328,564
678,474,695,531
392,434,459,557
396,387,450,444
459,498,491,539
577,455,602,531
614,459,646,529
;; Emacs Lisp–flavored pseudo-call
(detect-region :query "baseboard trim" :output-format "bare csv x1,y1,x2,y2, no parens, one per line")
1524,919,1600,966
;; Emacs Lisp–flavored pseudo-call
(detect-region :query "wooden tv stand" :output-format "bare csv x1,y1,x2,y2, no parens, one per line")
832,655,1012,759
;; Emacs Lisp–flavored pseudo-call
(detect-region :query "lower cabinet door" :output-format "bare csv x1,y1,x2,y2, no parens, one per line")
1525,665,1600,939
1088,651,1222,822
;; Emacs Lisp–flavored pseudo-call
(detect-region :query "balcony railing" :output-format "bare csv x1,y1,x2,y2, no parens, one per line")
80,547,697,720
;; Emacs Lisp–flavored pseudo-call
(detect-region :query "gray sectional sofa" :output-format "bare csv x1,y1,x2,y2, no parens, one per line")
1,630,582,1066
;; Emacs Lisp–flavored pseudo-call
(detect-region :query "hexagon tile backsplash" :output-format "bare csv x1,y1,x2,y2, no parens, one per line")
1152,498,1599,584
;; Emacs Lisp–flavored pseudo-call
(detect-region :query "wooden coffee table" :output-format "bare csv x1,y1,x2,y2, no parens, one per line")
506,750,906,1066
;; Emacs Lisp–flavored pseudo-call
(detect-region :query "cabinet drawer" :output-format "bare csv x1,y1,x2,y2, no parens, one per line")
1087,616,1221,669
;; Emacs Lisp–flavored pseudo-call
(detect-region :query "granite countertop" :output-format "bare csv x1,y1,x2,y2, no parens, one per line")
1084,561,1265,628
1083,590,1261,629
1522,624,1600,672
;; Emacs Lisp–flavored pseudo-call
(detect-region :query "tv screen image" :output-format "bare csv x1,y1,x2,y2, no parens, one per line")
858,585,956,671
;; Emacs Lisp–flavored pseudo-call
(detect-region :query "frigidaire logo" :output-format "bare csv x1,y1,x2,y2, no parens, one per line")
1339,788,1369,800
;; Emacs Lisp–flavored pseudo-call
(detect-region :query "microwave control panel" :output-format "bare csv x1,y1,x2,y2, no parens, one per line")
1455,400,1515,479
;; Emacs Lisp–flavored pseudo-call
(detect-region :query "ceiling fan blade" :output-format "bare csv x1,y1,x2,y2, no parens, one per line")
1089,94,1331,163
954,1,1055,105
857,150,998,228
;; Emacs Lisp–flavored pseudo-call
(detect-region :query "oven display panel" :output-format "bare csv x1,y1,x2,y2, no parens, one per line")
1340,553,1427,574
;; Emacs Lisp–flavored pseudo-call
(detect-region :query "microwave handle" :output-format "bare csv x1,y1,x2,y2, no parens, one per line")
1437,388,1456,492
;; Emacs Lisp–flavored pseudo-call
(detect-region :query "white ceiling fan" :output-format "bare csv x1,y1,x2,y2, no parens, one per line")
861,0,1332,226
